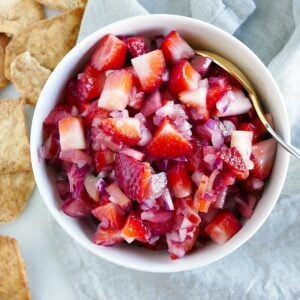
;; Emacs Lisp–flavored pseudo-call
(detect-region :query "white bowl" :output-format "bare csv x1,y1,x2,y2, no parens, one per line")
30,14,290,272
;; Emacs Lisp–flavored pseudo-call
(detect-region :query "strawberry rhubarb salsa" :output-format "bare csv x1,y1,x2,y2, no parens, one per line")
41,31,276,259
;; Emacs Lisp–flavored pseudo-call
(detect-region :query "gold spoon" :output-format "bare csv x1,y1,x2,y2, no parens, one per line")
195,50,300,159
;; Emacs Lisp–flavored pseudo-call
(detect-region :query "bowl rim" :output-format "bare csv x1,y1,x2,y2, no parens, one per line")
30,14,290,273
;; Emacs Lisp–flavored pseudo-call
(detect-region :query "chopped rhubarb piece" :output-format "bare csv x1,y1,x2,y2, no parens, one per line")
101,117,141,146
126,36,150,57
58,117,86,150
121,214,151,243
131,49,166,92
160,31,194,63
91,34,127,72
77,63,106,100
98,69,133,111
147,118,193,159
93,226,124,246
168,60,199,96
219,147,249,179
205,210,241,244
167,164,192,198
251,138,276,180
92,202,125,229
115,153,151,202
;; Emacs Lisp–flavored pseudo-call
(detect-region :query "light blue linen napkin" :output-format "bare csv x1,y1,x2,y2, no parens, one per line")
51,1,300,299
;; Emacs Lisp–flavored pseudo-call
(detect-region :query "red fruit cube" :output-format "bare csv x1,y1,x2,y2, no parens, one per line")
94,150,115,173
81,101,109,127
160,31,194,64
205,210,241,244
126,36,150,57
131,49,166,93
251,138,276,180
93,226,124,246
147,118,193,159
219,147,249,180
98,69,133,111
58,117,86,150
77,63,106,101
121,214,151,243
101,117,141,146
167,164,193,198
168,60,199,96
91,34,127,72
115,153,151,202
92,202,125,230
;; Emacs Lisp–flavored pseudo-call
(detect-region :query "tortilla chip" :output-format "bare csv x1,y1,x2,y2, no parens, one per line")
35,0,87,10
0,99,31,174
11,52,51,105
5,8,83,80
0,0,44,35
0,171,35,223
0,34,10,89
0,236,31,299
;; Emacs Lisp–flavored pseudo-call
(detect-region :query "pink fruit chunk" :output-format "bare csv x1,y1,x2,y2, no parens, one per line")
92,202,125,229
168,60,200,96
61,195,97,218
161,31,194,63
93,226,124,246
58,117,86,150
91,34,127,72
84,174,100,201
115,153,151,202
59,149,91,168
141,89,162,117
131,49,166,93
205,210,241,244
147,118,193,159
44,104,76,126
190,55,212,77
126,36,150,57
98,69,133,111
251,138,276,180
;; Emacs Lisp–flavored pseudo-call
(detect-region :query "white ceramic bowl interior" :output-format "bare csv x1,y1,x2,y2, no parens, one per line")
31,15,290,272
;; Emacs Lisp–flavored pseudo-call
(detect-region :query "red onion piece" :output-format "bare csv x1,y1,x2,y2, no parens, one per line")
146,172,167,199
59,149,91,168
119,148,145,161
106,182,131,210
84,174,100,201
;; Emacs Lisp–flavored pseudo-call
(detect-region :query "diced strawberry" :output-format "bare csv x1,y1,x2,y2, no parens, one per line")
178,87,208,120
206,85,231,112
251,138,276,180
205,210,241,244
160,31,194,64
98,69,133,111
77,63,106,101
141,89,162,117
167,164,192,198
94,150,115,173
64,78,80,104
168,60,199,96
147,118,193,159
131,49,166,93
92,202,125,229
93,226,124,246
58,117,86,150
121,214,151,243
81,101,109,127
61,195,97,218
101,118,141,146
115,153,151,202
238,122,260,143
219,147,249,179
91,34,127,72
190,55,212,77
106,182,132,210
44,104,75,126
126,36,150,57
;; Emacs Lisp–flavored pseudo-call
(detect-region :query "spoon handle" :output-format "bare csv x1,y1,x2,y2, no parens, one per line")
266,125,300,159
